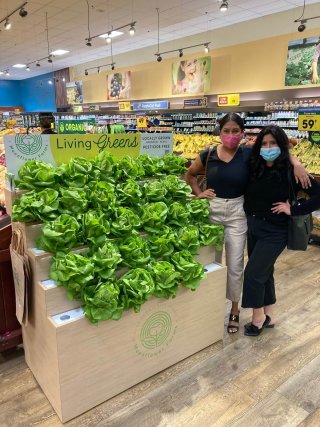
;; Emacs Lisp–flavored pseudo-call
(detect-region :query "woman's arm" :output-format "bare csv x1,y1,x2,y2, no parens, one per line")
184,155,216,199
289,155,312,188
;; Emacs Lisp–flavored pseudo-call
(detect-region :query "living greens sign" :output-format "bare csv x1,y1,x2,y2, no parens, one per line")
4,133,173,177
58,119,95,134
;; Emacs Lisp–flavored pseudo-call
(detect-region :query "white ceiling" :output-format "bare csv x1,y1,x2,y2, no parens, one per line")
0,0,319,80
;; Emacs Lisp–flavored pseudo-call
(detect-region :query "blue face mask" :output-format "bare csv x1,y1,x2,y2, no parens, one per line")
260,147,281,162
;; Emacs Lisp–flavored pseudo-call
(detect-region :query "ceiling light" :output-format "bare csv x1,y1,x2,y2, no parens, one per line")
220,1,228,12
129,24,135,36
97,67,100,73
156,54,162,62
86,39,92,47
62,77,65,82
106,33,112,44
85,70,88,76
51,49,69,56
179,49,183,58
36,62,40,67
4,18,11,30
298,20,306,32
5,70,10,76
48,55,53,63
19,7,28,17
204,43,209,53
13,64,27,68
99,31,123,41
26,66,30,71
111,64,115,70
48,79,53,85
0,71,4,75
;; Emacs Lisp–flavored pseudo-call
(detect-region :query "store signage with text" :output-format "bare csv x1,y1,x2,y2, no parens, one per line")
183,98,207,108
4,133,173,177
217,94,240,107
133,101,169,110
118,101,131,111
137,116,148,128
58,119,96,134
298,109,320,132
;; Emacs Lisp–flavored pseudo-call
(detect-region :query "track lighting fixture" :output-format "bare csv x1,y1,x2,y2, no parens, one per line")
111,64,115,71
220,1,228,12
293,0,320,32
26,65,30,71
84,62,116,75
4,19,11,30
19,7,28,17
85,21,137,46
129,24,135,36
48,55,53,63
5,70,10,76
85,69,88,76
97,67,100,74
36,62,40,67
155,43,211,62
298,20,306,32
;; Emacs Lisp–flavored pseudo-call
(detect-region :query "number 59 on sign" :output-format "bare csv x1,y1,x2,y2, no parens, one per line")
298,114,320,132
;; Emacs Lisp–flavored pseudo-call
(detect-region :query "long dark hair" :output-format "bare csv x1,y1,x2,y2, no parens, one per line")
219,113,245,132
249,125,290,180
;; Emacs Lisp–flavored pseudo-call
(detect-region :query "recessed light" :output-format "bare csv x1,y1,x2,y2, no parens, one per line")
51,49,69,56
99,31,123,40
13,64,27,68
0,71,4,75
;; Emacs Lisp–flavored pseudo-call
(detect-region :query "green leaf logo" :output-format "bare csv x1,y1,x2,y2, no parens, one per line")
140,311,172,349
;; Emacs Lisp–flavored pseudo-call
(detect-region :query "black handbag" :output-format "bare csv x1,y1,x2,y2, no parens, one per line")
197,147,213,192
287,167,313,251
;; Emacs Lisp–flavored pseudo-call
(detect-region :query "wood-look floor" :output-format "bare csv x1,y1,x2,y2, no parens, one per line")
1,245,320,427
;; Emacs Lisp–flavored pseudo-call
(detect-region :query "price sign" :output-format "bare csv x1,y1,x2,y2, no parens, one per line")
298,112,320,132
137,116,147,128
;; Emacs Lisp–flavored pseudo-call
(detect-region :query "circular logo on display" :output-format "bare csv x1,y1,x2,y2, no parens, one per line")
134,310,176,358
15,134,43,156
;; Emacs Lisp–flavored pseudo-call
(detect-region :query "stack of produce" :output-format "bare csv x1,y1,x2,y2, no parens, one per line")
12,153,224,324
290,140,320,175
173,134,221,159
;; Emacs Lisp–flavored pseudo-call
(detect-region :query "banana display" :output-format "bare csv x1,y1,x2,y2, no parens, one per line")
173,133,221,159
291,140,320,175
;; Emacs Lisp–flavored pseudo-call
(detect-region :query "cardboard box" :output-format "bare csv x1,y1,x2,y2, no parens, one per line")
22,263,227,423
12,222,43,249
4,188,27,216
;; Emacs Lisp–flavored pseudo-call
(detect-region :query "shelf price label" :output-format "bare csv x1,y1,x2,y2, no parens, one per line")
137,116,147,128
298,112,320,132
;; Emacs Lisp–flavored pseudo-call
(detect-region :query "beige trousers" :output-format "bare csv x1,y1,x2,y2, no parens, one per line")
209,195,247,302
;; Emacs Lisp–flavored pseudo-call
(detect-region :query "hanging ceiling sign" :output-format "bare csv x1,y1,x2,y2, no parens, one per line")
217,93,240,107
119,101,131,111
298,108,320,132
132,101,169,110
184,98,207,108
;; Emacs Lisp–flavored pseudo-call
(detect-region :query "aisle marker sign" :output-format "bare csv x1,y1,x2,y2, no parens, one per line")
217,94,240,107
298,108,320,132
137,116,147,128
119,101,131,111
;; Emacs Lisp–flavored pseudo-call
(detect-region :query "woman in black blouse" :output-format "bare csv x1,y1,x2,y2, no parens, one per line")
242,125,320,336
185,114,309,334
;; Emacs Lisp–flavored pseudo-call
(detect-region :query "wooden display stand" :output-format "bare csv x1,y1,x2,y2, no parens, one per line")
21,246,226,423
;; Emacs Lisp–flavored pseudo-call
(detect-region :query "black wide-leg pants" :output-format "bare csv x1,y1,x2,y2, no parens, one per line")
241,216,288,309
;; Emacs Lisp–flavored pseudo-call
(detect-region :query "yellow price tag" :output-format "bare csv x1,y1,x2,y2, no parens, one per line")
137,117,147,128
298,114,320,131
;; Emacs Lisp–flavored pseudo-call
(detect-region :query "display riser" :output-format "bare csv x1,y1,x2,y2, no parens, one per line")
4,188,27,216
22,263,227,423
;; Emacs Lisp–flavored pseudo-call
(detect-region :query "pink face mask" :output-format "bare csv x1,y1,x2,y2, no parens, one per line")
221,133,243,149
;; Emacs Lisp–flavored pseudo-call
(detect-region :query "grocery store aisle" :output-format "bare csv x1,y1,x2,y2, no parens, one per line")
1,245,320,427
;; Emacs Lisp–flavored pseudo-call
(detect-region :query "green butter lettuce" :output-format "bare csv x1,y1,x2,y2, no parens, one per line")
82,281,124,323
143,180,167,202
174,225,200,255
148,261,180,299
171,250,205,290
147,227,175,259
119,235,150,268
88,181,116,214
116,179,143,206
117,156,145,181
12,188,59,223
59,187,88,215
141,202,168,233
111,207,141,237
37,214,81,253
88,240,122,279
167,202,190,226
198,223,224,250
118,268,155,313
160,153,187,175
136,154,158,177
91,150,117,183
162,175,192,201
82,210,110,248
60,157,93,187
187,198,210,222
50,252,94,300
15,160,61,190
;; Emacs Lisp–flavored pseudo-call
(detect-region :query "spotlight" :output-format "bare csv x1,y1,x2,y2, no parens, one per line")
36,62,40,67
111,64,115,71
48,55,53,63
156,55,162,62
106,33,112,44
298,20,306,32
129,25,135,36
5,70,10,76
179,49,183,58
26,65,30,71
220,1,228,12
62,77,66,82
19,7,28,17
4,18,11,30
97,67,100,73
48,79,53,85
85,69,88,76
86,39,92,47
204,43,209,53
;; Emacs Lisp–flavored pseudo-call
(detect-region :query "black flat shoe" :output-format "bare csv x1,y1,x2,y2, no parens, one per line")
244,315,271,337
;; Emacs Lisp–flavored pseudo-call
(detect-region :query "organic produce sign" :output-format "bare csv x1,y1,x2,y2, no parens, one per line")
4,133,173,177
58,119,96,134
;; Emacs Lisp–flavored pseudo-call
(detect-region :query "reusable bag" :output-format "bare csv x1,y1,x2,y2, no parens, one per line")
287,167,313,251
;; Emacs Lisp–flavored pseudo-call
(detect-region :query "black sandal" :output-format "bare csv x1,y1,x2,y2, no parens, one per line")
244,315,271,336
227,313,240,334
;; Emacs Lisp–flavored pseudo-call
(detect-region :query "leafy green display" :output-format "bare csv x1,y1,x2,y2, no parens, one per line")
171,250,205,290
141,202,168,233
15,160,61,190
198,223,224,250
50,252,94,300
160,153,187,175
82,281,124,323
59,187,88,215
12,189,59,223
187,198,210,222
60,157,93,187
91,151,117,183
89,240,122,279
147,227,175,259
136,154,158,177
117,156,145,181
143,180,167,202
88,181,116,214
37,214,81,253
162,175,192,201
118,268,155,312
167,202,190,226
174,225,200,255
82,210,110,248
111,207,141,237
148,261,180,299
116,179,143,206
119,235,150,268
